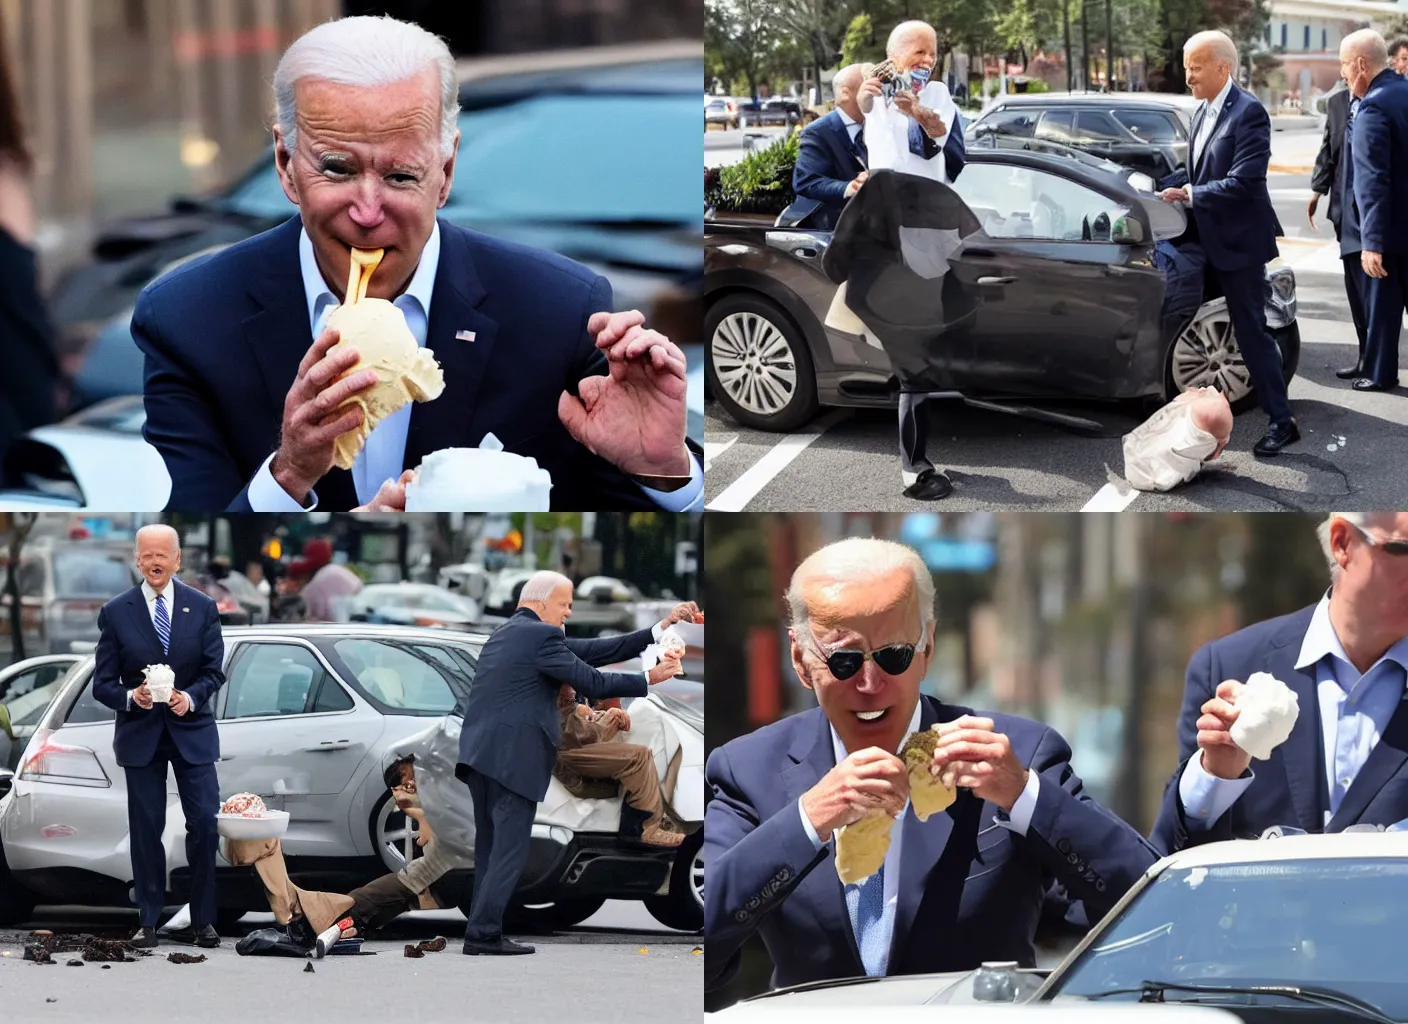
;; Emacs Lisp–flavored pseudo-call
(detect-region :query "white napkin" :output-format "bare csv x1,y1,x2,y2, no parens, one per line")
642,624,690,672
143,664,175,703
1229,671,1300,760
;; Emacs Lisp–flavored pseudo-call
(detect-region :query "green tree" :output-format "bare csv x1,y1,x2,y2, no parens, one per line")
769,0,855,94
706,0,780,101
841,12,883,66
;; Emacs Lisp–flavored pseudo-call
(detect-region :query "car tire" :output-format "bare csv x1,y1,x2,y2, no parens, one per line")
0,842,36,927
503,898,608,933
643,830,703,932
706,293,819,432
369,790,424,875
1163,303,1300,414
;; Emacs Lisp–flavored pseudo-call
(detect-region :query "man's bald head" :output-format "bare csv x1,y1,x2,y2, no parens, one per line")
833,63,865,120
1182,30,1237,100
519,570,575,628
1341,29,1388,97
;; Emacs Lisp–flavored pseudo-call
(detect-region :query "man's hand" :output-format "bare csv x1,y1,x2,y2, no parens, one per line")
1160,186,1190,204
1307,192,1321,231
270,326,379,504
169,690,192,716
646,652,683,684
857,77,882,113
844,171,868,199
660,601,703,630
1363,250,1387,279
1197,680,1253,781
892,89,919,118
929,716,1029,812
604,707,632,731
354,469,416,512
559,311,691,479
132,683,154,710
801,748,909,842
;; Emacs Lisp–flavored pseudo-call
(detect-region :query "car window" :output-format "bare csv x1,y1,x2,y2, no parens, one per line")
51,549,134,598
950,163,1132,242
979,108,1039,138
1075,110,1132,143
333,639,460,713
1114,108,1185,143
65,676,115,725
311,676,355,713
413,643,478,685
1034,109,1076,144
223,643,329,719
1,664,75,728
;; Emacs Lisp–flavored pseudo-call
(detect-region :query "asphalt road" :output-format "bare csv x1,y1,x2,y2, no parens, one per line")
0,904,699,1023
704,129,1407,512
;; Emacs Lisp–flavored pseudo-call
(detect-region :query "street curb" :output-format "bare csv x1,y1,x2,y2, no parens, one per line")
1269,163,1314,174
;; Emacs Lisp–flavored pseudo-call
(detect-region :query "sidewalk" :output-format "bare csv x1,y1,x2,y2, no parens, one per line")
1268,122,1323,175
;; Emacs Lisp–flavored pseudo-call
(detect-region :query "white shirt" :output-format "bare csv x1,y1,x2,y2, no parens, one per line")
128,580,190,711
246,223,704,512
1188,76,1235,205
863,80,958,184
1121,393,1221,492
838,107,863,147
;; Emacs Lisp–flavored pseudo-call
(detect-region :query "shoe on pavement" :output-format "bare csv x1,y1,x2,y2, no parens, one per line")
130,926,158,949
1253,420,1300,457
462,937,535,956
166,924,220,948
1336,363,1363,380
638,822,685,848
903,468,953,501
1352,378,1398,392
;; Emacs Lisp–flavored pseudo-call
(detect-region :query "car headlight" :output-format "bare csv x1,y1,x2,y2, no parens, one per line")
1128,171,1155,192
1269,268,1296,303
1265,267,1297,328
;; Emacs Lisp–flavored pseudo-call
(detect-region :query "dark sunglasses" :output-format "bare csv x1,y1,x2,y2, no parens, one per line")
807,626,921,679
1350,521,1408,556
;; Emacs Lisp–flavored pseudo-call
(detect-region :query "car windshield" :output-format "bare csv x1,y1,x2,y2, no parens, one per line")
1048,858,1408,1017
52,550,133,597
650,688,702,733
221,95,697,225
330,638,467,713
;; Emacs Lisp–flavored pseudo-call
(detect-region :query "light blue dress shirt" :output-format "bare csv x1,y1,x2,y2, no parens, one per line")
246,223,704,511
1180,594,1408,828
795,701,1040,971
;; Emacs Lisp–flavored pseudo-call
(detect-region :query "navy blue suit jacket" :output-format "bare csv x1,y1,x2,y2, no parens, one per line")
704,695,1159,991
91,581,225,769
455,608,652,803
1351,69,1408,256
132,216,671,511
1160,83,1280,271
1150,602,1408,855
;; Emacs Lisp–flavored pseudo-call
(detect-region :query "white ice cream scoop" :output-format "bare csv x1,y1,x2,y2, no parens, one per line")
1229,671,1300,760
143,663,175,704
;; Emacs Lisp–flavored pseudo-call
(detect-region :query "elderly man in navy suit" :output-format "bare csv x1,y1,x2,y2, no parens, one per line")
91,525,226,950
1158,31,1297,457
132,15,701,513
1343,29,1408,392
791,64,871,230
1152,512,1408,855
454,572,698,955
1309,82,1369,380
704,538,1158,991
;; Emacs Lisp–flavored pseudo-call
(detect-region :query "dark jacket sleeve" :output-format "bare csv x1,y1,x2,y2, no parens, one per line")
565,626,655,667
536,631,648,703
1310,102,1336,196
0,230,59,465
181,599,226,713
793,126,851,205
91,605,131,713
1148,638,1232,855
703,742,830,991
1191,101,1272,212
1352,99,1392,253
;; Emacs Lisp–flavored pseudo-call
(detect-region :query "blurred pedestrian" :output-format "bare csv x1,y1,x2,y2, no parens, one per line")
273,560,311,621
302,559,362,622
1391,38,1408,77
1308,80,1368,378
0,12,59,478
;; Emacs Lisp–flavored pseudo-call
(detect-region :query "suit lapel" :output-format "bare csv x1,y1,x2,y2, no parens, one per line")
165,581,187,650
1329,690,1408,831
780,709,862,972
404,220,501,471
126,588,163,662
889,695,956,965
1196,86,1238,181
1264,618,1328,832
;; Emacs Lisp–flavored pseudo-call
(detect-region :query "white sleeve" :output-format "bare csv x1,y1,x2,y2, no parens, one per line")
247,452,319,512
920,82,957,137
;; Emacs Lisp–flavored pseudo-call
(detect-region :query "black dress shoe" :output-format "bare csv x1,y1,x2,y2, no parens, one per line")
167,924,220,948
130,926,158,949
1336,363,1363,380
1253,420,1300,457
462,937,535,956
1352,378,1398,392
903,468,953,501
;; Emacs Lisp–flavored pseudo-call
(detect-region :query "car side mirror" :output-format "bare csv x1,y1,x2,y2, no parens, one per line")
1111,215,1145,245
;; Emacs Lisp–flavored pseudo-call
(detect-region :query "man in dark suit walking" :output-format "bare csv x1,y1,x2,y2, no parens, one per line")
1158,31,1296,456
133,15,700,513
705,538,1159,991
91,525,226,949
792,64,869,230
455,573,699,955
1309,82,1369,379
1151,512,1408,855
1343,29,1408,392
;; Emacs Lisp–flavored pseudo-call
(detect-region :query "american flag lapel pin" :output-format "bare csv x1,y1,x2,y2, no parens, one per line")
456,330,476,342
182,607,189,613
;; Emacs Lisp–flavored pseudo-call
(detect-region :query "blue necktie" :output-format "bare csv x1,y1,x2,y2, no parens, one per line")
154,594,170,655
845,864,889,976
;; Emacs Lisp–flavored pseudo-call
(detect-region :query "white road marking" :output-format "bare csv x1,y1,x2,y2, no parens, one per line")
705,411,851,511
1081,481,1141,512
703,436,737,472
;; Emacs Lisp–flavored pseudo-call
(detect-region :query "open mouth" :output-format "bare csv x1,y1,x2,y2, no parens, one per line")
854,709,888,722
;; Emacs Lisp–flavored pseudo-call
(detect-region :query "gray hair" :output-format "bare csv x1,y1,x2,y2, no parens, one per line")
274,16,460,160
886,20,938,59
519,571,573,605
834,63,865,94
1316,512,1370,580
786,538,935,649
134,524,180,557
1184,30,1239,71
1341,28,1389,70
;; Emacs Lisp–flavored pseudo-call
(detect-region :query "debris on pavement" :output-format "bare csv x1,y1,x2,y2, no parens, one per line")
691,948,702,955
167,952,207,964
403,944,424,958
24,933,147,964
414,937,446,954
304,962,315,973
66,959,83,967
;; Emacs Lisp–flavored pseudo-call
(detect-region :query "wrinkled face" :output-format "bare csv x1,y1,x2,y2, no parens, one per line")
835,73,860,107
274,68,458,303
891,29,937,76
789,568,935,757
538,582,575,628
135,532,181,591
1340,49,1375,97
1332,514,1408,636
1184,44,1230,100
1393,48,1408,76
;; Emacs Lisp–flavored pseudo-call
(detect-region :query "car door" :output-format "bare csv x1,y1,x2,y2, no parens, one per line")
944,159,1165,397
0,655,82,770
214,638,384,855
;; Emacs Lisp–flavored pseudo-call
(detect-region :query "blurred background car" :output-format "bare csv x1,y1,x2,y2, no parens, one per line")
349,582,483,630
705,96,740,130
0,654,82,771
0,538,137,660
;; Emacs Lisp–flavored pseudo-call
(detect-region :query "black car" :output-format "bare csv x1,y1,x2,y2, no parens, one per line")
970,94,1194,180
704,149,1299,432
52,49,703,405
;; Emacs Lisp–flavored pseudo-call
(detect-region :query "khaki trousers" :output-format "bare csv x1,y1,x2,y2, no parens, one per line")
558,743,663,826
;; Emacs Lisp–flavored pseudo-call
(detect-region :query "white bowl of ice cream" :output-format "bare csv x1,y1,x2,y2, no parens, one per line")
216,793,289,840
143,664,175,704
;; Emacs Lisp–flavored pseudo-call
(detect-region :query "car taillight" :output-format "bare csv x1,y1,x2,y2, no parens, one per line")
19,729,111,788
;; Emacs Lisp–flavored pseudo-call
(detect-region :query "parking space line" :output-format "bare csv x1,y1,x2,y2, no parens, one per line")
1081,481,1141,512
705,411,851,511
703,436,737,472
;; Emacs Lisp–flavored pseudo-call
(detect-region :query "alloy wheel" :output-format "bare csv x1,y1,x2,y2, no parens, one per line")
711,311,799,417
1170,305,1254,404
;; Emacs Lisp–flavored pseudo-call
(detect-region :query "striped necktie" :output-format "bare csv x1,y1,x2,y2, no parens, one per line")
154,593,170,655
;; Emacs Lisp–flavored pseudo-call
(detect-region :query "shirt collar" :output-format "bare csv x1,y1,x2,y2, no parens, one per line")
298,220,441,336
1296,591,1408,678
829,697,925,763
1206,76,1235,118
837,108,860,129
141,579,174,605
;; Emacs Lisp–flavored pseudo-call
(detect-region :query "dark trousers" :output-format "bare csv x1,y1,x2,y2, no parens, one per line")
898,392,934,478
1342,253,1370,364
1362,252,1407,387
462,768,536,942
1218,261,1293,426
124,730,218,928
